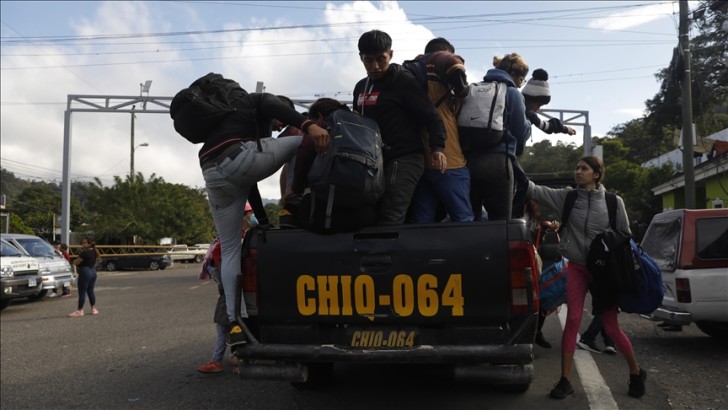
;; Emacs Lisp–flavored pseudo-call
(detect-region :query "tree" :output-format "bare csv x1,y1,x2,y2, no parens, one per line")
86,173,215,245
13,182,86,238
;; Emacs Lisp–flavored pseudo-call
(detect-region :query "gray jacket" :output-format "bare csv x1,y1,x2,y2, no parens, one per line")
527,181,631,265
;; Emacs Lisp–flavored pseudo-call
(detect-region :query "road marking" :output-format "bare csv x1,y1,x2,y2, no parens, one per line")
558,306,619,410
190,280,212,290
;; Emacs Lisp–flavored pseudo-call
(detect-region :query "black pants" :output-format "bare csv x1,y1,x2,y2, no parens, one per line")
76,266,97,310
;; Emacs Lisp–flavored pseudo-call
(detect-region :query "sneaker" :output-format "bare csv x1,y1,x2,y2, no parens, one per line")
61,292,72,297
550,377,574,399
196,360,224,374
227,323,248,347
91,308,99,315
577,339,602,353
48,292,58,298
68,310,84,318
604,345,618,355
628,368,647,398
535,332,552,349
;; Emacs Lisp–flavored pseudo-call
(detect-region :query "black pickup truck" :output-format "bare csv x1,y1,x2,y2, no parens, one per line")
233,220,540,392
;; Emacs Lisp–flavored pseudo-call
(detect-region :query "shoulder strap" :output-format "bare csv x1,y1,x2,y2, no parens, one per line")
561,190,578,227
605,192,617,230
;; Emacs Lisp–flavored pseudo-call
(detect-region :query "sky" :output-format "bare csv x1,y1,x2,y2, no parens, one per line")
0,1,691,200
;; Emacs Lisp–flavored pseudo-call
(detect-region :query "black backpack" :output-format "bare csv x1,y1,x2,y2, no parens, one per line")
170,73,246,144
402,55,450,108
562,191,641,309
307,109,385,229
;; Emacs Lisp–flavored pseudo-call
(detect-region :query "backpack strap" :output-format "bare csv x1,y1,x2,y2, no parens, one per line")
561,189,617,230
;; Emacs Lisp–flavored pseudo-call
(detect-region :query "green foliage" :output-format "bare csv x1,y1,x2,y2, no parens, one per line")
264,202,280,226
85,173,215,245
12,182,86,238
0,214,34,235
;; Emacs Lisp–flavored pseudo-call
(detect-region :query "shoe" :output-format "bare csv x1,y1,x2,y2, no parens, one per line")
227,323,248,347
91,308,99,315
68,310,84,318
550,377,574,399
604,345,618,355
577,339,602,353
49,292,58,298
62,292,72,297
196,360,224,374
628,368,647,398
535,332,552,349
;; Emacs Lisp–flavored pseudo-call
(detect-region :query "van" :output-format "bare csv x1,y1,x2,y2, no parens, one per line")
1,234,75,299
1,238,42,309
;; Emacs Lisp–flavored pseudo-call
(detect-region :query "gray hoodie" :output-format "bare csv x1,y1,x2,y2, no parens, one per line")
527,181,631,265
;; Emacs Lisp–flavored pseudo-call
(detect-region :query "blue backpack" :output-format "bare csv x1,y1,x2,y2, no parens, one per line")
618,240,665,314
539,258,569,312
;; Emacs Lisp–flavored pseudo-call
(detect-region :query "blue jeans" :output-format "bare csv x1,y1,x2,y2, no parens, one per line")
212,323,230,363
203,136,302,322
76,265,97,310
410,167,474,223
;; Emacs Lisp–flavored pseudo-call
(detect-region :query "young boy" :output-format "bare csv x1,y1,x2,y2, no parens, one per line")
352,30,447,225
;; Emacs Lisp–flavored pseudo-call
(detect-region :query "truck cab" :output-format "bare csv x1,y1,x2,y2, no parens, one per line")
641,209,728,339
234,220,540,391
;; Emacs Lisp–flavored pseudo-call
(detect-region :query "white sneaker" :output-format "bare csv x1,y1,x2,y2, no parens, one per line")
48,292,58,298
577,340,602,353
603,346,618,355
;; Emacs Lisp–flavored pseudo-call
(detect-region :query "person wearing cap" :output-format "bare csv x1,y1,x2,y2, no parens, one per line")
511,68,576,218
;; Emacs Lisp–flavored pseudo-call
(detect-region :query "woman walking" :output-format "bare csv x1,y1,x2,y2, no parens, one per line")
527,156,647,399
68,237,99,317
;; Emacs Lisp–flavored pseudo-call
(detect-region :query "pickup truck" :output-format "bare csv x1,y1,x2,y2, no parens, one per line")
232,220,540,391
640,208,728,339
167,245,206,263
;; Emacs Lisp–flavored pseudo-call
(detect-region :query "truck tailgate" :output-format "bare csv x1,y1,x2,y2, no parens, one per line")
253,222,516,325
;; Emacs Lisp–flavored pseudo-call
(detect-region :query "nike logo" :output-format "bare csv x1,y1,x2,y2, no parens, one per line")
470,116,480,120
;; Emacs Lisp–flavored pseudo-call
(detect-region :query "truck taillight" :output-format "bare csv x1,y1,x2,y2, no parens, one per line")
676,278,691,303
509,242,539,314
242,248,259,314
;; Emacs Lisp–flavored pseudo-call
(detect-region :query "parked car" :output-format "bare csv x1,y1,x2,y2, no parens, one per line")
101,254,171,271
1,238,43,310
641,208,728,339
167,245,206,263
1,233,75,300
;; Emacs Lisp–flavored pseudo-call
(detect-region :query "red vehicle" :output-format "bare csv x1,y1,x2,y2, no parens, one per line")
641,208,728,339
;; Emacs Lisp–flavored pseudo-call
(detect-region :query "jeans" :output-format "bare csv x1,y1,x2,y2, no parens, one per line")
203,136,302,322
76,265,97,310
562,262,633,354
466,152,513,221
410,167,474,223
212,323,230,363
377,152,425,225
581,314,615,347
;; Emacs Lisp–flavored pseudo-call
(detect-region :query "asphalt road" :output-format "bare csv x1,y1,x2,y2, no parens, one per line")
1,263,725,410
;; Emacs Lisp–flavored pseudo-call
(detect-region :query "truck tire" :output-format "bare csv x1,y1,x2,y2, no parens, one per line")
290,362,334,389
27,289,49,301
696,321,728,340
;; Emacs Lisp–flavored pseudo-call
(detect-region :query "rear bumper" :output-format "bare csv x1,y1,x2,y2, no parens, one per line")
236,343,532,364
646,307,693,325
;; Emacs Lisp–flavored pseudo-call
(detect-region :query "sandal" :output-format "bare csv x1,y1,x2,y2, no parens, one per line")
68,310,84,317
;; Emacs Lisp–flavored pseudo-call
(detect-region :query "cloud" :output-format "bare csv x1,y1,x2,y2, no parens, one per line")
587,3,675,31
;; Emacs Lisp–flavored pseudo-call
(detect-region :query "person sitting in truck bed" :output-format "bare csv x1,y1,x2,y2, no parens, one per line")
282,98,377,232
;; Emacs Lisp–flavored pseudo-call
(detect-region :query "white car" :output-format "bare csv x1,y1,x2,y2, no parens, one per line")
1,238,42,310
1,234,75,299
167,245,206,263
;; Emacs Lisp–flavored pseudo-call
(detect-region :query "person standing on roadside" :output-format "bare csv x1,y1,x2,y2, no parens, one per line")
51,240,72,297
527,156,647,400
353,29,447,225
69,237,99,317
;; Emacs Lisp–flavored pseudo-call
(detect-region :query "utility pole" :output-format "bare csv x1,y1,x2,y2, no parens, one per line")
130,105,136,178
679,0,696,209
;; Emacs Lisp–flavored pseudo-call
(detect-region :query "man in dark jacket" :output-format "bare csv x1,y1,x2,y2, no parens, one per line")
353,30,447,225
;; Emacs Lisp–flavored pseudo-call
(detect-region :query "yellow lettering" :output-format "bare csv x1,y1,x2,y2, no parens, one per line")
360,330,370,346
443,274,465,316
405,331,415,347
418,274,438,317
340,275,353,316
392,274,414,317
317,276,340,315
296,275,316,316
354,275,375,315
351,331,361,346
373,331,383,347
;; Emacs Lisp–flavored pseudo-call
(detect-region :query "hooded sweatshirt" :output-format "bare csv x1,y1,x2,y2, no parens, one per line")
526,181,631,265
478,68,532,158
353,63,446,162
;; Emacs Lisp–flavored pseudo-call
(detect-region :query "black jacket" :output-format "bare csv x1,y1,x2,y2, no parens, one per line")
353,63,446,162
198,92,308,164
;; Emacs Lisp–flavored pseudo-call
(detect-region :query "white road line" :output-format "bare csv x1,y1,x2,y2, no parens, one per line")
558,306,619,410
